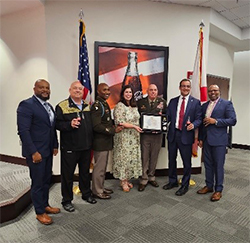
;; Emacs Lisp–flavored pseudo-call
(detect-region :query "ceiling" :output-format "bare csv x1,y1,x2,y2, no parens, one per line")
150,0,250,29
0,0,249,30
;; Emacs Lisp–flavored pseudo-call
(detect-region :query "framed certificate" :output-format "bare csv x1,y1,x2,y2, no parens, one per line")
141,114,168,133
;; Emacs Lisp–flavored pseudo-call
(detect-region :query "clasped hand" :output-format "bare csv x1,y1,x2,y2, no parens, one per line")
203,117,216,127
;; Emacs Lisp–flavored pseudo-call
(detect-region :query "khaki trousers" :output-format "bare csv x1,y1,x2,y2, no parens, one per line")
92,150,109,194
140,134,162,185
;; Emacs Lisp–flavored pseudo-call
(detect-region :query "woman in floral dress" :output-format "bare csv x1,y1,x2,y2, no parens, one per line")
112,85,143,192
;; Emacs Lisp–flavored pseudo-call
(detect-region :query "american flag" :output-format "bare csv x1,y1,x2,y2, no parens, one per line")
78,19,92,103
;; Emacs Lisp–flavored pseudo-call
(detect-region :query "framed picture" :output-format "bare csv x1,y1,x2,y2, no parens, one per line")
94,41,169,110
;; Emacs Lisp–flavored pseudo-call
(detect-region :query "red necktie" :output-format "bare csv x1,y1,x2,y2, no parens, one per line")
178,97,185,130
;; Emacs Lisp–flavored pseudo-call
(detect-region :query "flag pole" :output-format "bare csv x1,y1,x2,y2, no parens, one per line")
73,8,85,196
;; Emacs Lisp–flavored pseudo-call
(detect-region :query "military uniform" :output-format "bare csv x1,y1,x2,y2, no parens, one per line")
90,96,115,195
137,97,167,185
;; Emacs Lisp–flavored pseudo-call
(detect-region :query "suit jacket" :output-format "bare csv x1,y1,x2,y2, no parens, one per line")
17,95,58,159
199,98,237,146
167,95,202,145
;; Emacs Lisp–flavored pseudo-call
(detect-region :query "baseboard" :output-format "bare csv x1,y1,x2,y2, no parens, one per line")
232,144,250,150
0,154,27,166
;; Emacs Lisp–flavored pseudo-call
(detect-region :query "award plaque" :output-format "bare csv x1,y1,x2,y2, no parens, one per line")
141,114,168,133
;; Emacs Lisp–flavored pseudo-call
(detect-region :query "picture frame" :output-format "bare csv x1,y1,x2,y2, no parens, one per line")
94,41,169,110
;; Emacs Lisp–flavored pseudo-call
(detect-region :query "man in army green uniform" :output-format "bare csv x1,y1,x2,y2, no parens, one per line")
137,84,167,191
91,83,123,199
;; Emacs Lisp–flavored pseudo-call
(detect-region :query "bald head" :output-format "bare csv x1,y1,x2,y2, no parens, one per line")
147,84,158,100
97,83,110,100
33,79,50,101
69,81,84,102
208,84,220,101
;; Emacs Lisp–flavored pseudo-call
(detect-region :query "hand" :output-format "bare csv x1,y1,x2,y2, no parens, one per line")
32,151,42,163
134,125,143,133
53,149,58,156
203,117,216,127
198,140,203,148
186,123,194,131
71,118,81,128
115,125,124,133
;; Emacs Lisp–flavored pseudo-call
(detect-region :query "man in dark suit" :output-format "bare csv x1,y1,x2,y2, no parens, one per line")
197,84,237,201
163,78,202,196
17,79,59,225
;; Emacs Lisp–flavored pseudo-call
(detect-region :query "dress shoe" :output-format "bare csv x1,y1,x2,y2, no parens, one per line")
63,203,75,212
93,193,111,199
148,181,159,187
197,186,213,194
36,213,53,225
103,188,114,194
162,182,179,190
45,206,60,214
175,186,189,196
138,184,146,192
211,192,222,202
82,196,97,204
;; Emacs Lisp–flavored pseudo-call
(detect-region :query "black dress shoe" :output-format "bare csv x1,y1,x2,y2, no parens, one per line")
82,196,97,204
175,186,189,196
138,184,146,192
148,181,159,187
162,182,179,190
63,203,75,212
93,193,111,199
103,188,113,194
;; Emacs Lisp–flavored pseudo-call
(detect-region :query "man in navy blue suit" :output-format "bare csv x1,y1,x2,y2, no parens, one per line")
17,79,59,225
197,84,236,201
163,78,202,196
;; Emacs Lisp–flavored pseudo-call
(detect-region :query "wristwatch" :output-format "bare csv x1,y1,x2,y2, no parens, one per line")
215,120,218,125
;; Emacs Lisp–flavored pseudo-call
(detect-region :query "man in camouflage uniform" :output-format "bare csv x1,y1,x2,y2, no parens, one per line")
56,81,96,212
137,84,167,191
91,83,123,199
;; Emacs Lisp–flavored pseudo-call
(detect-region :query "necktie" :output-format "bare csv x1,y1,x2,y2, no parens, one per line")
150,101,154,109
178,97,185,130
205,101,215,118
44,102,54,125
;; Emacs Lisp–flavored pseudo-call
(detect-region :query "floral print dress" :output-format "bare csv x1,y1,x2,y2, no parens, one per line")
112,102,142,180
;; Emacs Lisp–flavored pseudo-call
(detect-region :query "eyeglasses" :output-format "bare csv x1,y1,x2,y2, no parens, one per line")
208,90,219,93
180,85,191,88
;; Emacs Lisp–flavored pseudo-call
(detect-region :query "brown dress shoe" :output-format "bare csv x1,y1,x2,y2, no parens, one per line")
211,192,222,201
45,206,60,214
148,181,159,187
36,213,53,225
103,188,114,194
197,186,213,194
138,184,146,192
93,193,111,199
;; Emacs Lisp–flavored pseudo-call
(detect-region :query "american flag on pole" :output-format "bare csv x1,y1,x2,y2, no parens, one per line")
190,22,208,157
78,19,92,103
191,22,207,103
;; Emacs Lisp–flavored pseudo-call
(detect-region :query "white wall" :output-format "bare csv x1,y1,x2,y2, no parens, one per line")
207,37,235,97
0,5,48,156
1,0,248,175
232,51,250,145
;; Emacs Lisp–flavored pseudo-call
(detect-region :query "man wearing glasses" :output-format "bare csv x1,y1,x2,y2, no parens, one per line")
163,79,202,196
197,84,236,201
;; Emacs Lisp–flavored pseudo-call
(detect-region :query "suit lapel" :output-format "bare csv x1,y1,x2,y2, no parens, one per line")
184,96,193,119
211,98,221,116
32,96,51,126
